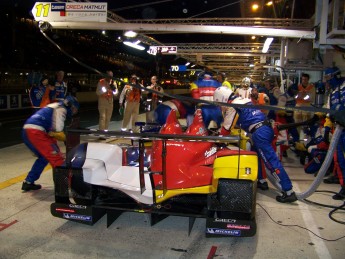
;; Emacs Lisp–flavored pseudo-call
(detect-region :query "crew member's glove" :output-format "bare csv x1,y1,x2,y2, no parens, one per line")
294,142,307,151
48,131,66,142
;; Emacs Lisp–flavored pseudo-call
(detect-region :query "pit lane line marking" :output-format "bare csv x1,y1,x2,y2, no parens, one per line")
0,220,18,232
295,183,332,259
0,165,51,190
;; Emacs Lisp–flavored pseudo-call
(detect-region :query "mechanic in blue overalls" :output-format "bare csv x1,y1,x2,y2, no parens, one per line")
190,72,223,128
213,86,297,203
21,96,79,191
324,67,345,200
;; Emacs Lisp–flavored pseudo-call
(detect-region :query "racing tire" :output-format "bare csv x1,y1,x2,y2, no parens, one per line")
213,179,255,220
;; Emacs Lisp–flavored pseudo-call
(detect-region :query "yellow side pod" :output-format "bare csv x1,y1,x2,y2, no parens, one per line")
211,154,258,192
154,153,258,203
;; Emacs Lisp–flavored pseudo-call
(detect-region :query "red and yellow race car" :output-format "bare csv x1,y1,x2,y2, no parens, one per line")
52,109,258,237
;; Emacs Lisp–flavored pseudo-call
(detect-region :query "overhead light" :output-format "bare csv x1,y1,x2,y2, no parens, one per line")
123,40,145,51
191,64,196,68
252,4,259,11
262,37,273,53
185,62,190,66
124,30,137,37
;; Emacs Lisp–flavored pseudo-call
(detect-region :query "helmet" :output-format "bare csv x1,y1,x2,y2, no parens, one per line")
324,67,341,89
64,95,80,116
213,86,233,103
241,77,251,87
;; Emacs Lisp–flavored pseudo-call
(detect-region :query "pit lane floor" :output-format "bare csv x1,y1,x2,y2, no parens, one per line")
0,114,344,259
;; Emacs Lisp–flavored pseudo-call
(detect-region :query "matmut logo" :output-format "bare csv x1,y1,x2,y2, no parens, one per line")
51,3,66,16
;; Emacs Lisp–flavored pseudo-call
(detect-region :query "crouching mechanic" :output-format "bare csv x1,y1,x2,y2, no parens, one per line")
322,67,345,199
214,86,297,203
21,96,79,191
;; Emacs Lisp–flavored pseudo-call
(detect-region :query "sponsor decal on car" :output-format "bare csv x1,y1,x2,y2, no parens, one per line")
69,204,87,209
63,213,92,222
205,147,217,158
56,208,75,213
226,224,250,230
206,228,241,236
214,218,236,223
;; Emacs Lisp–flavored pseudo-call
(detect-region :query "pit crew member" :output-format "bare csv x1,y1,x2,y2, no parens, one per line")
21,96,79,191
323,67,345,200
190,72,222,128
214,86,297,203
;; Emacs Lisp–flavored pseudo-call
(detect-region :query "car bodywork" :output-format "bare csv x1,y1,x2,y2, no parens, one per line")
51,109,259,237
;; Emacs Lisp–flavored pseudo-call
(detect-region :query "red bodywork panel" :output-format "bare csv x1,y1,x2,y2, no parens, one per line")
150,110,254,190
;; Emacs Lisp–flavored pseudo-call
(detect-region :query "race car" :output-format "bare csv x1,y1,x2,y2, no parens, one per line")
51,109,259,237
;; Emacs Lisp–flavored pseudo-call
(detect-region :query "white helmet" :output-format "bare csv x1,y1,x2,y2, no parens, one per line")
241,77,251,87
213,86,233,103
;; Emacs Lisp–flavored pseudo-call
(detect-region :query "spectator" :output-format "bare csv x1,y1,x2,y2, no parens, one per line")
119,74,142,132
95,71,118,132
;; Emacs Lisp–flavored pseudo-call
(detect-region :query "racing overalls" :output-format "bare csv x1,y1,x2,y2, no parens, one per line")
154,99,195,125
221,97,294,192
326,80,345,186
29,84,53,110
52,80,67,101
190,76,222,128
22,102,67,183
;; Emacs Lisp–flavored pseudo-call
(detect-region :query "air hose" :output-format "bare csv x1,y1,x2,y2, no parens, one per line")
266,124,343,200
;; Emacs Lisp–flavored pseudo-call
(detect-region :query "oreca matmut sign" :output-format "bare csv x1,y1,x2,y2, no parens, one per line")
31,2,107,22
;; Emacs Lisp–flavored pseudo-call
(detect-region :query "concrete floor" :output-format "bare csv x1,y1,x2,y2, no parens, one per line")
0,116,344,259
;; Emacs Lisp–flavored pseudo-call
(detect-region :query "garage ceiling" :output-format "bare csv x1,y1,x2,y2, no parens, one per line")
48,1,339,83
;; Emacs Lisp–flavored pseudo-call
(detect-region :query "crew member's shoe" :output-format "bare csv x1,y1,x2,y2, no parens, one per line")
257,181,269,191
276,191,297,203
22,181,42,191
332,187,345,200
323,175,340,184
